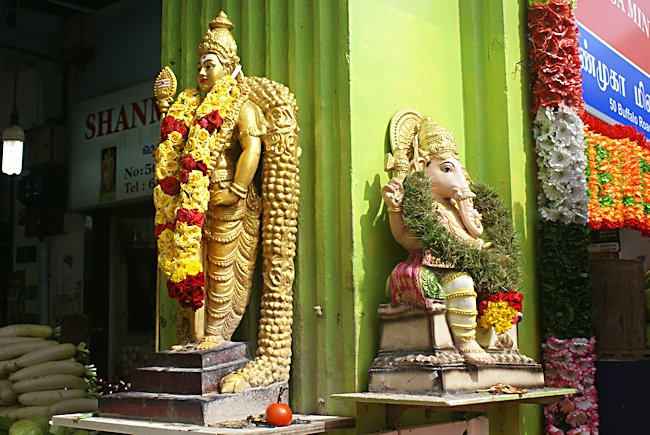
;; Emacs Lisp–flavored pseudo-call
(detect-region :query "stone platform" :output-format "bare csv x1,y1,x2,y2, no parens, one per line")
99,342,288,425
53,413,355,434
369,303,545,395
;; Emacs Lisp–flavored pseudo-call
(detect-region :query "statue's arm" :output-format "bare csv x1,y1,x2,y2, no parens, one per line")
388,212,423,252
382,177,423,252
233,101,263,190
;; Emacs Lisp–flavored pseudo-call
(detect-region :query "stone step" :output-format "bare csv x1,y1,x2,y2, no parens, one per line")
130,357,250,395
148,341,250,369
98,382,288,425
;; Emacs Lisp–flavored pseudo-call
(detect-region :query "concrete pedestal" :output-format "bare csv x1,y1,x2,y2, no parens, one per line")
99,342,287,425
369,304,545,395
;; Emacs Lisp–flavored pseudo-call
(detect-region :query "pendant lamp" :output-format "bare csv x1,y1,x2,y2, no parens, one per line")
2,0,24,176
2,107,24,176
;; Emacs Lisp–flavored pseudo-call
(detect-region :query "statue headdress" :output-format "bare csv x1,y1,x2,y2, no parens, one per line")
416,116,459,162
198,11,240,75
386,109,460,180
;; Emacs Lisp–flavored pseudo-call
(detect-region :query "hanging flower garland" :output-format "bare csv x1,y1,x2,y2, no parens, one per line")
154,76,241,310
528,1,600,433
584,129,650,236
543,337,599,434
154,88,202,303
580,111,649,149
533,106,589,224
528,0,582,113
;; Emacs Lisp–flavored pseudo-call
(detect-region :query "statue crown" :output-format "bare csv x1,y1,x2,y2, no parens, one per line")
417,116,459,161
198,11,239,72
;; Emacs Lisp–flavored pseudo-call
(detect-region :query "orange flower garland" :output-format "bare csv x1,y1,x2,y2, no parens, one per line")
585,129,650,236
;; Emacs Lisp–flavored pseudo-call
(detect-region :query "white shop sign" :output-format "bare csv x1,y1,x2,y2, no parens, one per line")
69,82,160,209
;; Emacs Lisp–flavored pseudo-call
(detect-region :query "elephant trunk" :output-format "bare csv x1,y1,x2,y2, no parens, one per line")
452,187,483,239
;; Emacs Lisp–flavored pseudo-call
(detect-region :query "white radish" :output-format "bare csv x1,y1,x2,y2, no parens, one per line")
0,324,52,338
10,360,83,382
8,405,50,420
48,398,97,415
0,387,18,405
18,389,86,406
0,337,44,345
14,343,77,369
12,374,88,393
0,405,19,417
0,340,58,362
0,359,19,376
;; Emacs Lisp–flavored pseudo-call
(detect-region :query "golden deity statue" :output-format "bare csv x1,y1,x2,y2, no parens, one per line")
153,11,299,392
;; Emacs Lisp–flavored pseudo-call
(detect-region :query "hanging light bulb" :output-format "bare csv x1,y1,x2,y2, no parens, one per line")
2,106,24,175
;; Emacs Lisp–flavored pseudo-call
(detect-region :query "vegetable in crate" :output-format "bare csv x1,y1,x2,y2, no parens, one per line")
12,374,88,394
0,325,52,338
10,361,87,382
14,343,86,370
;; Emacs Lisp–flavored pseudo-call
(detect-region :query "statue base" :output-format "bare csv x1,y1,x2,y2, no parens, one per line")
99,342,287,425
369,304,545,395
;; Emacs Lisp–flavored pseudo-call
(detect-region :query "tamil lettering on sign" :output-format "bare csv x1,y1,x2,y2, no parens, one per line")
578,23,650,137
576,0,650,138
70,83,160,209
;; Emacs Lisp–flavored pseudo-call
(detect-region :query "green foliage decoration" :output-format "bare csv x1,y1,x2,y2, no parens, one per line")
538,219,595,338
401,171,522,295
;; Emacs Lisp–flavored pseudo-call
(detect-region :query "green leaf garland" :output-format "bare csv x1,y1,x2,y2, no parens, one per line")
538,220,595,338
401,171,522,295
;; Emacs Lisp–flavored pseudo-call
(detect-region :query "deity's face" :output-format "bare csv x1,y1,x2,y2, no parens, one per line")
197,53,227,93
423,156,469,200
423,155,484,238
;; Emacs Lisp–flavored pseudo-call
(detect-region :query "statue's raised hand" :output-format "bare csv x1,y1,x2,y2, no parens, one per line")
381,177,404,210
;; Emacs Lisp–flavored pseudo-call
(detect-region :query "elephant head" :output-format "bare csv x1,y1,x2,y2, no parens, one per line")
421,156,483,238
415,117,483,240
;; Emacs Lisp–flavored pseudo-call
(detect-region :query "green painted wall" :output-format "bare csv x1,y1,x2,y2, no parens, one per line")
160,1,540,433
347,0,467,391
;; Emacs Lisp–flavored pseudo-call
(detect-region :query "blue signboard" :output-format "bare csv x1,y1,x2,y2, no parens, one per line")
578,23,650,139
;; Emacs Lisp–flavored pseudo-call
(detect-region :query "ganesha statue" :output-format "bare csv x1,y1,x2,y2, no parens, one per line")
370,109,543,394
152,12,299,393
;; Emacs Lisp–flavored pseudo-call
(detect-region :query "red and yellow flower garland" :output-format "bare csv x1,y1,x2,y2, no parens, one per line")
154,76,239,310
477,291,523,334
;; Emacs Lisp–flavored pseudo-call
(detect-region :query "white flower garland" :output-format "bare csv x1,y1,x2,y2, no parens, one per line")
533,106,589,224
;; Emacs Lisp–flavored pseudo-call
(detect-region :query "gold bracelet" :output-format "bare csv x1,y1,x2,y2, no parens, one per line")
229,182,247,199
387,206,402,213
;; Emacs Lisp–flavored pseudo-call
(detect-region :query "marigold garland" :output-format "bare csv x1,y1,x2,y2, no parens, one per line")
580,111,649,149
477,291,523,334
153,76,242,310
585,129,650,236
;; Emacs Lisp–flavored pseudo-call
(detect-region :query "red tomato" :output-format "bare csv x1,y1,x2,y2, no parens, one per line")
265,402,292,427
